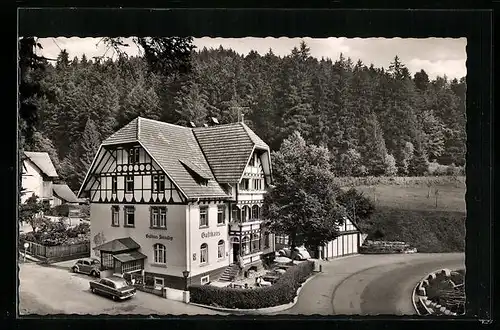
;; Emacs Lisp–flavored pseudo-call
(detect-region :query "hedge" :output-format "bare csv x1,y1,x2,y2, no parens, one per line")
364,206,465,253
189,260,314,309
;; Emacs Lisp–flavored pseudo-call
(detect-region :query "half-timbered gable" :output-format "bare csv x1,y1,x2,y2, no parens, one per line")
79,144,186,204
78,117,229,204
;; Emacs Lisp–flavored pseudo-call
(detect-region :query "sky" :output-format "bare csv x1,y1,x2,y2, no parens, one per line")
37,37,467,80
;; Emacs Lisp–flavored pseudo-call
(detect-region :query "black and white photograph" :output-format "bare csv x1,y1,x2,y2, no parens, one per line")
18,34,467,316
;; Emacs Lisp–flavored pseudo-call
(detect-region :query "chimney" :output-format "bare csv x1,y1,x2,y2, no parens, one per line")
241,113,245,123
210,117,219,125
189,122,196,128
203,124,209,128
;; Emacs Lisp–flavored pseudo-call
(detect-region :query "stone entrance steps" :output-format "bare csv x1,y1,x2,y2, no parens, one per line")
219,264,240,282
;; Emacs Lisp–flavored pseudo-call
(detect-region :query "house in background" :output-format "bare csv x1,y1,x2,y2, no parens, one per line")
21,151,59,206
52,183,80,206
78,116,275,290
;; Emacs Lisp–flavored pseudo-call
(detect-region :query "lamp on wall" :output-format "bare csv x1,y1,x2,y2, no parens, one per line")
182,270,190,291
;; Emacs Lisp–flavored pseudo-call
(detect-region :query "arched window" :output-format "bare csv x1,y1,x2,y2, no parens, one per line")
251,205,260,220
242,205,251,222
264,232,270,248
242,235,250,255
232,205,241,222
218,240,225,259
251,233,260,251
200,243,208,264
153,244,166,264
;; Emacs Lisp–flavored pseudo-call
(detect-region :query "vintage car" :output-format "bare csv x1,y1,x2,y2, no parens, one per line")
89,275,136,301
71,258,101,277
278,246,311,260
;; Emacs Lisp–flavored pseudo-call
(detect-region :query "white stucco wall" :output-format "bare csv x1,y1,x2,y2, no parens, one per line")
21,160,43,203
186,202,230,277
90,203,187,277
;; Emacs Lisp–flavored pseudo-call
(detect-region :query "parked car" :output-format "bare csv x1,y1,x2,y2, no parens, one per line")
278,246,311,260
71,258,101,277
89,275,136,301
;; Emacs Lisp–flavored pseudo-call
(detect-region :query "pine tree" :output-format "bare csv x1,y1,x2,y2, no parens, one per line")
28,130,62,174
361,113,388,175
78,118,101,186
408,142,429,176
419,110,446,161
173,78,209,127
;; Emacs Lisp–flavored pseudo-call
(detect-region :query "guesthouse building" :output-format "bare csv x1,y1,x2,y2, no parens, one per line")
78,117,275,290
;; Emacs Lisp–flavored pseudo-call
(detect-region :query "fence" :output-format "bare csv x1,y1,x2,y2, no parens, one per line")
21,240,90,262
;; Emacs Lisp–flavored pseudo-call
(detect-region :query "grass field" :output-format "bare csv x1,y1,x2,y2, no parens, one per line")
338,176,466,213
338,176,466,253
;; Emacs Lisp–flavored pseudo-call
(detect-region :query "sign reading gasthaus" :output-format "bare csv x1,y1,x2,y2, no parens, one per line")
201,231,221,239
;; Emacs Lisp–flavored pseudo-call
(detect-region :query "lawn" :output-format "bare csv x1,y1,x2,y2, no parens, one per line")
338,176,466,213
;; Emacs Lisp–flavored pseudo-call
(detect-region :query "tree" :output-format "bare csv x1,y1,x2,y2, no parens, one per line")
78,118,101,186
27,130,62,173
262,132,345,251
384,153,398,176
19,195,50,232
19,37,51,205
172,78,209,127
337,148,362,176
408,142,429,176
399,141,415,175
413,69,430,91
337,188,376,229
360,113,388,175
419,110,445,161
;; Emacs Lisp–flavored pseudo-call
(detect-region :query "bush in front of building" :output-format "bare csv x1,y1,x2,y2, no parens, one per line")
45,204,70,217
189,260,314,309
20,219,90,246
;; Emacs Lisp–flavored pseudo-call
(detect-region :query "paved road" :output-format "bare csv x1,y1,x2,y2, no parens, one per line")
273,253,465,315
18,262,225,315
19,253,464,316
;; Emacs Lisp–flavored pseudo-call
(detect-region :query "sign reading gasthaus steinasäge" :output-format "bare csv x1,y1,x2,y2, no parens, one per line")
146,233,174,240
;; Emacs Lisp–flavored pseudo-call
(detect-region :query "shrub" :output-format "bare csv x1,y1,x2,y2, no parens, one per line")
189,260,314,309
47,204,71,217
79,204,90,218
365,206,465,253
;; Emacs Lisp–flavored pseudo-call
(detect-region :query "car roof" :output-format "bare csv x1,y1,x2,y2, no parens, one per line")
106,275,127,282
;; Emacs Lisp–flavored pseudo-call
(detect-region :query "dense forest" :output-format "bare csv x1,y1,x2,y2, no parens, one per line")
21,41,466,192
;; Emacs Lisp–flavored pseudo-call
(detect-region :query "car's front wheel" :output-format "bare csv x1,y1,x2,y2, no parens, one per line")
91,288,96,294
72,267,78,273
112,295,118,301
90,270,98,277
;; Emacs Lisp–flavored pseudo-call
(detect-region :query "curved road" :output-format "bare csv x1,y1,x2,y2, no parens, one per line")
273,253,464,315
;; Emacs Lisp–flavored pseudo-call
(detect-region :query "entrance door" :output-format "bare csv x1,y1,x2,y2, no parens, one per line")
233,243,240,264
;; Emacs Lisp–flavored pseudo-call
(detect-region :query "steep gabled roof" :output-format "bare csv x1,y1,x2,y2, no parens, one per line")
88,117,271,198
100,117,228,199
24,152,58,178
193,122,270,183
53,184,79,203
